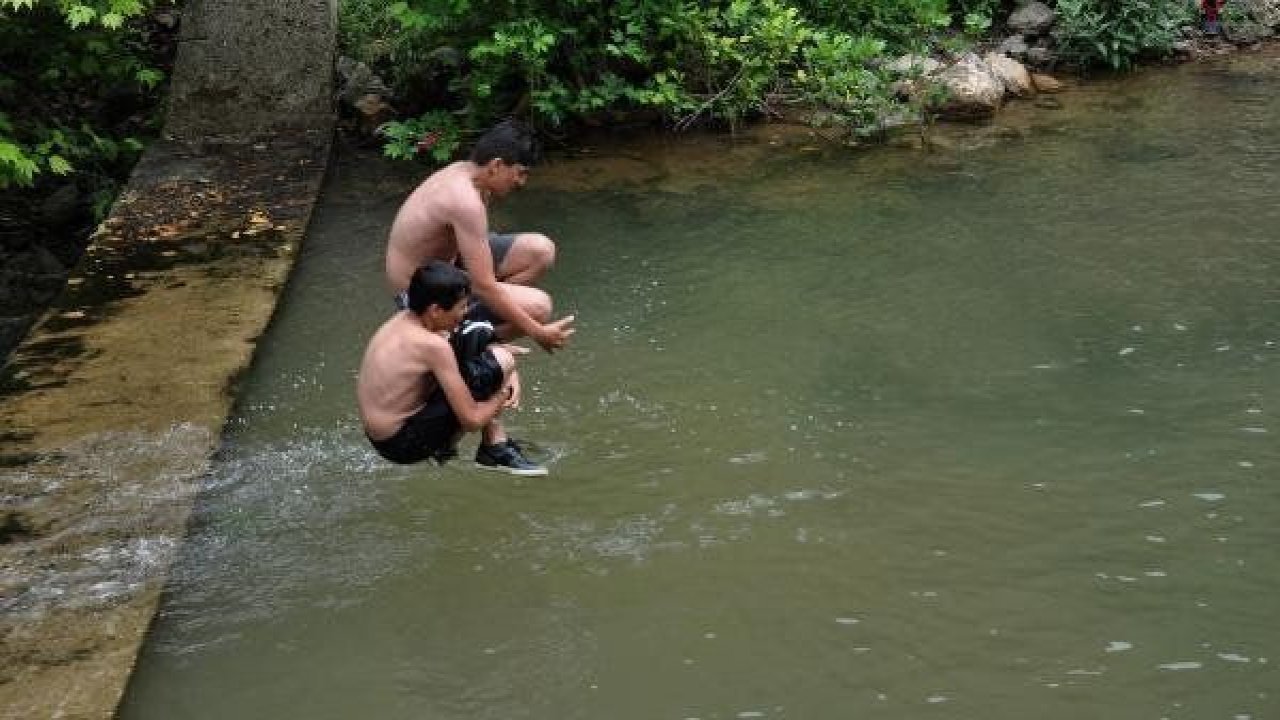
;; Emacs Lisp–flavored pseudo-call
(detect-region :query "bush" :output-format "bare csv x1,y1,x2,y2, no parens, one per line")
0,0,166,213
343,0,923,154
340,0,1201,161
1053,0,1194,70
792,0,952,51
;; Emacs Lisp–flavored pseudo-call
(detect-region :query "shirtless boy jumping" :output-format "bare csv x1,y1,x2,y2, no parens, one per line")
357,261,546,476
386,119,575,353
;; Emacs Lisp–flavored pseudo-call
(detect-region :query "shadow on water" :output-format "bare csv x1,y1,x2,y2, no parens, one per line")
121,51,1280,720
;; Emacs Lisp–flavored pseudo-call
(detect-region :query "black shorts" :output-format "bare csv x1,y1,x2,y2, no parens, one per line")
368,349,506,465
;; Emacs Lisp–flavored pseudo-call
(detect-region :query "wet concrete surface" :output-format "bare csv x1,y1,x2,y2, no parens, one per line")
0,134,330,719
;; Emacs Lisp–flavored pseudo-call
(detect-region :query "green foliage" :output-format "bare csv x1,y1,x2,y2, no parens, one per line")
1219,2,1253,29
379,110,462,164
796,31,895,128
792,0,952,50
338,0,1203,161
961,6,994,37
1054,0,1194,70
341,0,918,146
0,0,163,193
677,0,817,128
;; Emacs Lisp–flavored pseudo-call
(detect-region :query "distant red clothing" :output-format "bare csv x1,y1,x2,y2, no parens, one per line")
1201,0,1225,21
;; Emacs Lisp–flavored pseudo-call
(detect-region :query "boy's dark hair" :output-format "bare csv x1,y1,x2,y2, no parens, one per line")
471,119,539,167
407,260,470,314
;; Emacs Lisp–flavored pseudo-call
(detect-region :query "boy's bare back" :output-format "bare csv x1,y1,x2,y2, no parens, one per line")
356,313,451,440
385,162,487,293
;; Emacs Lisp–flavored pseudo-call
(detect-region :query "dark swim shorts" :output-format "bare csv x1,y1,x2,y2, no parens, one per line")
368,392,460,465
368,343,505,465
394,232,517,312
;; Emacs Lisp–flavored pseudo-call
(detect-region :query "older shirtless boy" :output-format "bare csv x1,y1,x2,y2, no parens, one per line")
358,261,546,475
386,119,575,353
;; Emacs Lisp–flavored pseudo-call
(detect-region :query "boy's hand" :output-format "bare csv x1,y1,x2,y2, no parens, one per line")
534,315,576,353
504,373,522,409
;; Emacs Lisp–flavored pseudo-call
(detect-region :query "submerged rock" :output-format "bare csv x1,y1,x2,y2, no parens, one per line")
1031,73,1065,93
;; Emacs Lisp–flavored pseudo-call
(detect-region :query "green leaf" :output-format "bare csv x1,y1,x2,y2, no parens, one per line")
66,5,97,28
0,140,39,187
135,68,163,88
101,12,124,29
110,0,145,17
48,155,73,175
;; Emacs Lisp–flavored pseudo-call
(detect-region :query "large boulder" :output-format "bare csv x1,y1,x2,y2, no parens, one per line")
336,56,392,109
1024,45,1056,68
1007,1,1056,35
985,53,1035,97
352,93,395,136
1226,18,1272,43
997,35,1031,59
934,53,1004,119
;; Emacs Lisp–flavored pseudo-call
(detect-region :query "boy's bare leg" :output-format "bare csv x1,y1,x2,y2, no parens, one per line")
480,346,516,447
481,421,509,446
495,232,556,285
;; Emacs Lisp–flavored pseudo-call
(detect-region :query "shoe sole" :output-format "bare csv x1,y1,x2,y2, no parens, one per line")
474,462,548,477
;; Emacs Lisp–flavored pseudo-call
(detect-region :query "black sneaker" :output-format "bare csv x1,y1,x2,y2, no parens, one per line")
474,439,548,477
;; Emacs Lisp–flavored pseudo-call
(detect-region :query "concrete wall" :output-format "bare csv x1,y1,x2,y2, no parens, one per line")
166,0,338,141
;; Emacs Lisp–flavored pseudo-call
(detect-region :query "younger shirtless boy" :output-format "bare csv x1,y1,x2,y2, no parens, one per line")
357,261,546,475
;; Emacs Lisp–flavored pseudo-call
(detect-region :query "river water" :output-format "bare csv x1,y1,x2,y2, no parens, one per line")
119,51,1280,720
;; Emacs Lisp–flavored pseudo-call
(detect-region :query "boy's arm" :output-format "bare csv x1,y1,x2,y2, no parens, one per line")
422,335,509,431
453,200,570,352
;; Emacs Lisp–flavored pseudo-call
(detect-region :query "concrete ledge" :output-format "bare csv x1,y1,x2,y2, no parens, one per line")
0,133,331,719
1,0,336,714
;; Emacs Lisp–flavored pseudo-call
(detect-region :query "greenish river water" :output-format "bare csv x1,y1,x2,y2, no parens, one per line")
120,51,1280,720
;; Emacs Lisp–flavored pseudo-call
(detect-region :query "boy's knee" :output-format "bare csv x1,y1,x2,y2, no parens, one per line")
523,232,556,270
527,288,553,322
490,345,517,373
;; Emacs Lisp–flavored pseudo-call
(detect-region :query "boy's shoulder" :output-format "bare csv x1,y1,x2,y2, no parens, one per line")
414,326,457,366
382,313,450,354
